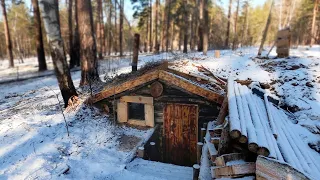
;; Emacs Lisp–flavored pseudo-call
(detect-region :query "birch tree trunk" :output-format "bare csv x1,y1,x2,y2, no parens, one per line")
77,0,100,86
39,0,78,106
225,0,232,48
258,0,274,56
1,0,14,68
32,0,47,71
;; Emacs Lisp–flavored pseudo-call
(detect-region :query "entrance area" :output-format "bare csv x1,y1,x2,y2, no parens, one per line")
163,103,198,166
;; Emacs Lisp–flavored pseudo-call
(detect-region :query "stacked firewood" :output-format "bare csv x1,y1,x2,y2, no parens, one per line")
227,80,320,179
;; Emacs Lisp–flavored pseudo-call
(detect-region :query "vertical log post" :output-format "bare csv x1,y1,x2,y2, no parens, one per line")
149,141,156,161
137,146,145,159
132,33,140,72
201,128,206,143
193,164,200,180
197,142,204,164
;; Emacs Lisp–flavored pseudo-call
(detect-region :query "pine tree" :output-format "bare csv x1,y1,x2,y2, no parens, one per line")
78,0,100,85
32,0,47,71
1,0,14,68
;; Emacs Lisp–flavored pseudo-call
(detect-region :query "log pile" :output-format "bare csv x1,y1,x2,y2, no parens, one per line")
227,79,320,179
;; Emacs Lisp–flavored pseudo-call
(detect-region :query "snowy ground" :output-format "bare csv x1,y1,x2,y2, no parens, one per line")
0,46,319,179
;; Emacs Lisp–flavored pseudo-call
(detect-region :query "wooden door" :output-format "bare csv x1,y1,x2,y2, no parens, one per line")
163,103,198,166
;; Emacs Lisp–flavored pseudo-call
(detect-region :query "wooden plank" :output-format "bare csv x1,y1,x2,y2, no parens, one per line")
88,70,160,103
189,104,198,164
213,162,256,178
256,156,310,180
127,119,146,126
215,153,245,167
159,70,224,104
120,96,153,105
145,104,154,127
182,105,191,164
117,101,128,123
163,103,173,163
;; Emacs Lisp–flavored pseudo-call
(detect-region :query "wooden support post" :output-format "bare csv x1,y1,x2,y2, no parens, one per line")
197,142,203,164
149,142,156,161
215,50,220,58
137,146,145,159
132,33,140,72
193,164,200,180
200,128,206,143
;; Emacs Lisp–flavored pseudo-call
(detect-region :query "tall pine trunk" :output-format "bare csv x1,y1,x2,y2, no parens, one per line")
108,0,112,55
258,0,274,56
78,0,100,86
68,0,75,68
32,0,47,71
310,0,318,46
114,2,118,54
197,0,203,51
149,0,153,52
161,0,166,51
96,0,103,59
232,0,240,50
155,0,159,53
100,2,106,56
203,0,208,55
39,0,78,106
225,0,232,48
1,0,14,68
165,0,171,52
119,0,124,56
73,0,81,66
183,0,188,53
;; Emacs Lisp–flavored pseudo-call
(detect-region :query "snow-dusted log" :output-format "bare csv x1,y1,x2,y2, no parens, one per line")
275,107,320,178
271,108,304,172
263,94,278,138
227,79,241,139
239,85,258,153
253,95,278,159
233,82,248,143
242,86,269,156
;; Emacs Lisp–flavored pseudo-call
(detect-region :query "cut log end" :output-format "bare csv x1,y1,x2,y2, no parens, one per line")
257,147,270,157
239,136,248,144
230,130,241,139
248,143,259,153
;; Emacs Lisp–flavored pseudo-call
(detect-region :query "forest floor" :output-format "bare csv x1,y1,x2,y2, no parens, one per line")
0,46,319,179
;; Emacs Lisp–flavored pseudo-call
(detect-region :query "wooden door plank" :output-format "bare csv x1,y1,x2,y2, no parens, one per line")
189,105,198,164
182,105,191,164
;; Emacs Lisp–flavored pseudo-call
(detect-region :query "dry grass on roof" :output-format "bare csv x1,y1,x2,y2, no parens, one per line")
103,61,166,87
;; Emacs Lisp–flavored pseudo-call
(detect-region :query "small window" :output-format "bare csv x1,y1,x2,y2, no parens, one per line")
128,103,145,120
